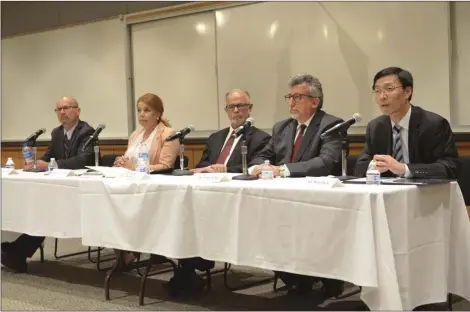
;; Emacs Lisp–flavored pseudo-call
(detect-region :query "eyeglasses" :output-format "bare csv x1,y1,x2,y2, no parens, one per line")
284,93,314,102
54,105,78,113
372,85,403,95
225,104,251,111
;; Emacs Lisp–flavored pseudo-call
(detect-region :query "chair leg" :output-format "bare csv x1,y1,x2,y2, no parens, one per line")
206,269,212,290
273,272,278,292
139,255,177,306
447,293,453,311
139,254,156,306
105,250,123,301
39,245,45,263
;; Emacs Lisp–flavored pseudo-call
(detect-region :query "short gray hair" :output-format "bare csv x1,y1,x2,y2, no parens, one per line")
288,74,323,109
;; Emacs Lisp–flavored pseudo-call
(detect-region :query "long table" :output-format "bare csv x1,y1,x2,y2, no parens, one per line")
3,172,470,310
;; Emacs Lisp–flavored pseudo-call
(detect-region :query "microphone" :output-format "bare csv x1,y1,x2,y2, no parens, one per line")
82,124,106,151
232,117,254,138
320,113,362,139
25,128,46,143
165,125,195,142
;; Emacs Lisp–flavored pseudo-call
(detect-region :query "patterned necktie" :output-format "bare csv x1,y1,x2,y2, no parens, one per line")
393,125,404,163
215,131,235,164
64,135,71,159
290,124,306,162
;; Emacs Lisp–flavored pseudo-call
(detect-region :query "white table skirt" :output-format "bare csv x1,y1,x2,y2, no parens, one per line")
79,176,470,310
2,173,91,238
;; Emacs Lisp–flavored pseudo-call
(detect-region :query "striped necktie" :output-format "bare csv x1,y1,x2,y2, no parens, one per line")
64,135,71,159
392,125,404,163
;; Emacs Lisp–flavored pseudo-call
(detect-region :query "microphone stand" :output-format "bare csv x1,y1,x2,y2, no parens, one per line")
232,137,258,181
172,137,194,176
324,132,356,181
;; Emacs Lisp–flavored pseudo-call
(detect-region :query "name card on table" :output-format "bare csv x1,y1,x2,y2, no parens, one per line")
2,168,20,175
47,169,77,177
195,173,232,183
305,176,343,188
85,166,150,180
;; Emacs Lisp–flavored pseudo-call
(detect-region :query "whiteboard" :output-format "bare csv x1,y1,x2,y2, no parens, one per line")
131,11,219,134
215,2,451,133
451,2,470,127
1,18,129,141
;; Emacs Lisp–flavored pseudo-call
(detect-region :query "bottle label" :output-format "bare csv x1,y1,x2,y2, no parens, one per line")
23,151,33,159
261,170,274,179
138,152,149,161
366,172,381,184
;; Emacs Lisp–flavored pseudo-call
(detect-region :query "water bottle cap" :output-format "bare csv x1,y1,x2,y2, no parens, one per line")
51,158,55,161
264,160,270,164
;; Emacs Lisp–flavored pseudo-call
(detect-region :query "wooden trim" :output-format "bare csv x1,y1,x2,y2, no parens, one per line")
1,15,121,40
125,1,247,25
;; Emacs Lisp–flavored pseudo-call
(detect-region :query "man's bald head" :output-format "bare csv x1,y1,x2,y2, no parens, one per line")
55,96,81,130
224,89,253,129
56,96,79,107
225,89,251,104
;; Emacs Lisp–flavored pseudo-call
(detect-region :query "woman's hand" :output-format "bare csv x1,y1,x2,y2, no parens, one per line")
120,157,135,171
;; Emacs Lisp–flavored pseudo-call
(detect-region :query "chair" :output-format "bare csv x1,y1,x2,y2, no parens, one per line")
457,155,470,206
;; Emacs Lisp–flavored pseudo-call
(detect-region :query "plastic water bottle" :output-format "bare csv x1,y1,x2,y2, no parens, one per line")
5,157,15,169
22,144,34,168
260,160,274,180
366,160,381,185
48,158,59,172
136,143,149,173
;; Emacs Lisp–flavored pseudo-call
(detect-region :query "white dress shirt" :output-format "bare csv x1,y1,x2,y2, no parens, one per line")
248,114,315,176
64,122,78,140
281,114,315,177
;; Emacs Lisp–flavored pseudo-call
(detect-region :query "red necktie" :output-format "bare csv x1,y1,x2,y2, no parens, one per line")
290,124,306,162
216,131,235,164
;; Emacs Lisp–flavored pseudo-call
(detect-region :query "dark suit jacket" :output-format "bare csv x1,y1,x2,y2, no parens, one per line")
354,106,461,179
249,110,344,177
41,120,95,170
196,126,271,173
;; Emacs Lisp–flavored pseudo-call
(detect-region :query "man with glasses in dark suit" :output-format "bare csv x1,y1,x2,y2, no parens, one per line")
1,96,95,273
248,74,345,298
167,89,270,296
355,67,460,179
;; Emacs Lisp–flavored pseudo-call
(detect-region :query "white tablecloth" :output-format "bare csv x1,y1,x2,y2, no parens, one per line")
79,175,470,310
2,173,92,238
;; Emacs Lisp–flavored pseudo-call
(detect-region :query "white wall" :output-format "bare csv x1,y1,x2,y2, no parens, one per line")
1,18,129,141
2,2,469,140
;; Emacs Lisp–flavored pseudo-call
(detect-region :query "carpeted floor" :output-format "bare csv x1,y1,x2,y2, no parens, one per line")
1,237,469,310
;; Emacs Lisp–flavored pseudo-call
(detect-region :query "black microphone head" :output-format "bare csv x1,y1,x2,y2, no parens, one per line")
39,128,46,134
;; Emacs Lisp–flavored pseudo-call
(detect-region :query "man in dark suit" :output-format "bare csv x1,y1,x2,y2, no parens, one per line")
167,89,270,296
355,67,460,179
1,96,95,273
249,74,345,298
193,89,271,174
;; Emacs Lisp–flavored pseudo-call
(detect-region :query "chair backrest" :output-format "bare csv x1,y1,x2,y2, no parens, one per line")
457,155,470,206
347,154,359,176
100,154,119,167
174,155,189,169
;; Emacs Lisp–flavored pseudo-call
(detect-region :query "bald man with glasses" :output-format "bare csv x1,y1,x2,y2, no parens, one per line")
168,89,270,297
1,96,95,273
